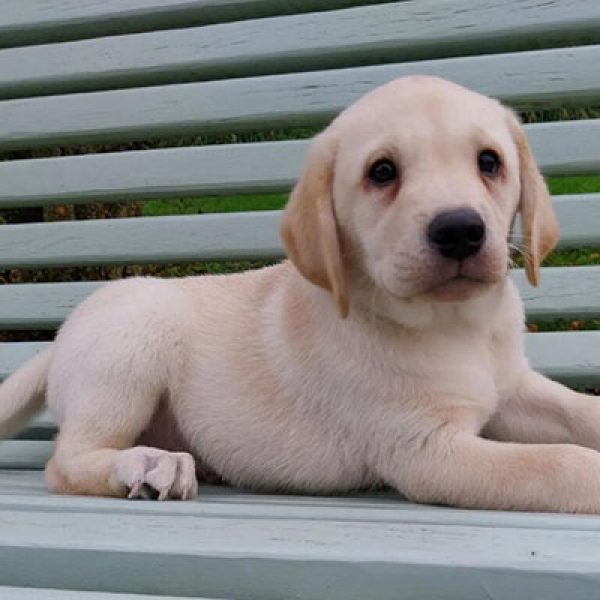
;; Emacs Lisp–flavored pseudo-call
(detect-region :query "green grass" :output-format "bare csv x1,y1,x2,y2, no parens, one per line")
547,174,600,196
144,193,287,216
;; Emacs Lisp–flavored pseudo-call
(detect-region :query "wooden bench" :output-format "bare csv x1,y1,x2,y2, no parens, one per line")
1,0,600,597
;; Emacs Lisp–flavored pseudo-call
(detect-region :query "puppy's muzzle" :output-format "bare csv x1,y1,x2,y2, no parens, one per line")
427,209,486,260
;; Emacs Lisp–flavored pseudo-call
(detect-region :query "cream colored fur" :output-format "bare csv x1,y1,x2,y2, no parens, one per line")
2,76,599,512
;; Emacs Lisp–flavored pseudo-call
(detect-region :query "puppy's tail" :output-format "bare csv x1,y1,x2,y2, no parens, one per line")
0,345,53,438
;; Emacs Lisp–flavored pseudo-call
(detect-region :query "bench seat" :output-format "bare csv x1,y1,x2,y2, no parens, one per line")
1,0,599,597
2,470,600,599
0,588,218,600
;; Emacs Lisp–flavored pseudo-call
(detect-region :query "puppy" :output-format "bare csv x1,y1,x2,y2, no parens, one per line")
2,76,599,512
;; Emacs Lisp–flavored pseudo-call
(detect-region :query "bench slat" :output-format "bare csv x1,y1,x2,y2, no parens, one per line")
0,195,595,270
516,266,600,321
3,470,600,531
0,266,597,330
526,331,600,385
0,441,52,470
1,45,600,150
0,212,283,268
0,498,599,598
0,587,219,600
0,0,362,49
1,120,598,208
3,0,600,99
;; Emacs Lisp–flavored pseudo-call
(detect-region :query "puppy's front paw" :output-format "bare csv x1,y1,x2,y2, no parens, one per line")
116,446,198,500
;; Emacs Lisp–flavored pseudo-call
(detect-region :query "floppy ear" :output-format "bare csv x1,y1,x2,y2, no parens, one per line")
280,131,349,317
508,113,559,286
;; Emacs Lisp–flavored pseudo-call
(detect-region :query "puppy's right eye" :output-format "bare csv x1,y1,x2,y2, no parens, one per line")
368,159,397,186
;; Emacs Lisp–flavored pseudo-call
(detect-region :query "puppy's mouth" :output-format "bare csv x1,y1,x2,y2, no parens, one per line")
424,273,486,300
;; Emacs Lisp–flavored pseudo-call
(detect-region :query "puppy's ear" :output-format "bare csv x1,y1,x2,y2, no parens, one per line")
508,112,559,286
280,131,348,317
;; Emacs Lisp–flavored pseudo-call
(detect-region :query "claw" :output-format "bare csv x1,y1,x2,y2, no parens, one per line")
117,447,198,501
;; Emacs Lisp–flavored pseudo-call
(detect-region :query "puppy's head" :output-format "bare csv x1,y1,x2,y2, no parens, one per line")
281,76,558,317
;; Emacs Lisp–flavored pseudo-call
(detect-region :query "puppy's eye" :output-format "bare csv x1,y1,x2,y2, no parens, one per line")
368,159,397,186
478,150,501,176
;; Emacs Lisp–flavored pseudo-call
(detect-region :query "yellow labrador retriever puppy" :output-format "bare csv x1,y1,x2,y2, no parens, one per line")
1,76,598,512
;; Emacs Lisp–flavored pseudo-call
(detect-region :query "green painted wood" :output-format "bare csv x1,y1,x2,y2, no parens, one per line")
5,470,600,531
0,343,49,381
527,332,600,386
547,195,600,247
1,498,600,598
0,212,283,268
1,45,600,150
1,120,598,208
515,266,600,321
0,193,595,270
0,441,52,470
0,0,369,49
3,0,600,99
0,587,220,600
0,266,598,330
528,120,600,177
0,140,306,207
0,282,104,329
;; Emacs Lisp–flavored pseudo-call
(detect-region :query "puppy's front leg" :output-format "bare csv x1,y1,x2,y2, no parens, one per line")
378,420,600,513
484,369,600,450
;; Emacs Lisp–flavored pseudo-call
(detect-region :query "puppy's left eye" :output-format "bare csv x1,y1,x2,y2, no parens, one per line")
368,159,397,186
478,150,501,176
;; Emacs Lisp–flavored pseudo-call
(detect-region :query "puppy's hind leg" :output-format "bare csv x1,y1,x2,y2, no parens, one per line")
45,280,198,500
46,377,197,500
47,439,198,501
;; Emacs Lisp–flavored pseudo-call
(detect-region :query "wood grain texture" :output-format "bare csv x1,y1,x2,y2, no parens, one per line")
0,282,104,329
526,331,600,386
0,0,598,595
0,212,284,268
2,0,600,99
0,266,597,330
0,0,368,48
535,194,600,248
0,588,218,600
0,194,595,270
0,140,307,207
1,45,600,150
1,121,599,208
1,471,600,598
0,441,53,470
515,266,600,321
0,489,600,598
3,470,600,530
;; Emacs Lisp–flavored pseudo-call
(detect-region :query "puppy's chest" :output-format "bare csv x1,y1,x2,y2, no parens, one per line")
385,332,502,413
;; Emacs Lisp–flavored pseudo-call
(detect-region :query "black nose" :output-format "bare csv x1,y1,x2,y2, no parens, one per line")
427,209,486,260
